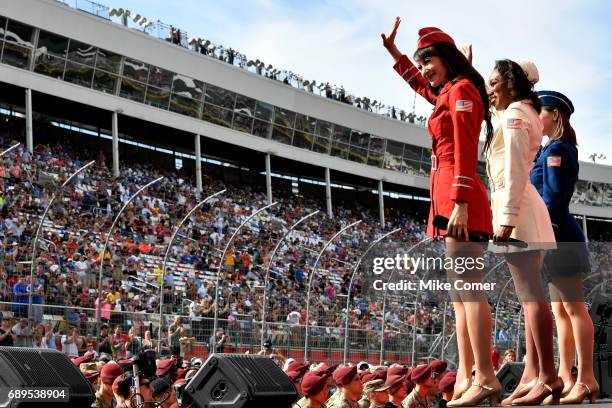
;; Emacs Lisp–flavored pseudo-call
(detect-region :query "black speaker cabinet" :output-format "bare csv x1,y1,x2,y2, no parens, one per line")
185,353,298,408
594,352,612,399
496,362,525,398
0,346,95,407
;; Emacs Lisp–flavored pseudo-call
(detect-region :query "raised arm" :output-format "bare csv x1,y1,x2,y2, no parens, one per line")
382,17,436,104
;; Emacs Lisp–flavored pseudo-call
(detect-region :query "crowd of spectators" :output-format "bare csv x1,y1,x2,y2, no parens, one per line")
0,114,610,366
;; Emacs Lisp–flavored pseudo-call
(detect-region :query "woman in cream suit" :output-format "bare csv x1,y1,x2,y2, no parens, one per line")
486,59,561,406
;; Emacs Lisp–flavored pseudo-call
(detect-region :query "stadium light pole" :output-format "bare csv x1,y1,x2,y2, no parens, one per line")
156,188,226,354
0,142,20,158
195,134,203,197
493,276,515,347
304,220,362,361
25,89,33,153
212,202,279,353
95,176,163,334
260,210,319,350
379,237,433,365
378,180,385,227
28,160,95,323
265,153,273,205
112,111,120,177
325,168,332,217
343,228,401,364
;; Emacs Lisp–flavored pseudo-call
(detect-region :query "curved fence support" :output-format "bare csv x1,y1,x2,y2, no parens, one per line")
212,202,279,353
379,237,433,365
95,177,164,333
28,160,95,322
157,189,226,353
261,210,320,349
493,276,515,347
304,220,362,361
343,228,401,364
0,143,20,158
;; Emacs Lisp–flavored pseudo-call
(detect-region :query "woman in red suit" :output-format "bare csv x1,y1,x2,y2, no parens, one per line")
382,18,499,406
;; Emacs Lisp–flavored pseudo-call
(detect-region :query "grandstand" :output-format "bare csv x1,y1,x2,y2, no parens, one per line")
0,0,611,371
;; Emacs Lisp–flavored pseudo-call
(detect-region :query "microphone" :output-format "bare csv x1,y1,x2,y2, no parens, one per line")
432,215,528,248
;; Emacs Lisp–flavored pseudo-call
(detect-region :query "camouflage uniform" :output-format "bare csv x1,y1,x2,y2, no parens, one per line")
401,388,429,408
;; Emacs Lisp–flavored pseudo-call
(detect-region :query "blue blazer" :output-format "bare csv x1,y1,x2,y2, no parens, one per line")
530,139,585,242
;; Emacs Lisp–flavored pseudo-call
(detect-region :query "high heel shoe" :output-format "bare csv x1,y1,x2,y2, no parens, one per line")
447,381,501,407
501,378,536,406
543,380,574,405
512,378,563,406
452,378,472,400
560,382,599,404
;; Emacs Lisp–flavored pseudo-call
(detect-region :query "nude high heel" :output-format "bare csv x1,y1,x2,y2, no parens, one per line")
560,382,599,405
448,381,501,407
453,378,472,401
501,378,536,406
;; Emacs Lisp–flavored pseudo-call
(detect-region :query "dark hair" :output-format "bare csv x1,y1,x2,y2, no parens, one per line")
414,42,493,145
484,59,542,152
542,105,577,146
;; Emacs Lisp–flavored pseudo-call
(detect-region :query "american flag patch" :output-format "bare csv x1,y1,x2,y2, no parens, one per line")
455,100,473,112
547,156,562,167
506,118,522,129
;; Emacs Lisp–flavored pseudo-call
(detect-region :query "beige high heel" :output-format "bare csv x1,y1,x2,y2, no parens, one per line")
452,378,472,401
512,378,563,406
501,378,536,406
560,382,599,404
543,379,574,405
448,381,502,407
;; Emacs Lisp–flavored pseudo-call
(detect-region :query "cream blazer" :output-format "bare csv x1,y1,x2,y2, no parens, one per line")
487,100,555,247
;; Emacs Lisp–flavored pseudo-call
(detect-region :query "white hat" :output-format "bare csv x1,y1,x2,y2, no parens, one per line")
516,59,539,85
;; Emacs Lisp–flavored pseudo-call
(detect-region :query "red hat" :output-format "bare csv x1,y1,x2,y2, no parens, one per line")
429,360,448,377
156,358,177,376
333,365,358,386
373,369,387,381
360,371,377,384
410,364,433,383
439,371,457,393
286,370,305,382
100,363,125,385
112,375,122,395
287,361,310,376
314,363,336,377
301,371,328,397
385,365,409,388
417,27,455,50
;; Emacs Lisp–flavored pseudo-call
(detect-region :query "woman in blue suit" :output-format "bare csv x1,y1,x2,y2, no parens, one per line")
530,90,599,404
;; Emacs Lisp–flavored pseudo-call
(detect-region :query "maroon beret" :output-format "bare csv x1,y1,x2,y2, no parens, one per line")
314,363,336,377
72,353,94,366
438,371,457,393
410,364,432,383
156,358,177,376
387,365,408,378
287,361,310,376
83,370,100,384
301,371,328,397
100,363,124,385
417,27,455,50
333,365,358,386
372,369,387,381
430,360,448,377
360,371,376,383
286,370,305,382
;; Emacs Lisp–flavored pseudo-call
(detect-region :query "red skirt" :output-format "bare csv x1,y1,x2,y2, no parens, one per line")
426,165,493,238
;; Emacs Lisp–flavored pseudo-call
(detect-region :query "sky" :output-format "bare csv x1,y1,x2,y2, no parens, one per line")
103,0,612,164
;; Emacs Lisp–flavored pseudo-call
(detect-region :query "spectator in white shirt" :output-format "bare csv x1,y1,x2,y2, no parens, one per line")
61,327,79,357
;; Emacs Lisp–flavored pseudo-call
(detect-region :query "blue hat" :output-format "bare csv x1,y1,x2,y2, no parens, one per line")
537,90,574,117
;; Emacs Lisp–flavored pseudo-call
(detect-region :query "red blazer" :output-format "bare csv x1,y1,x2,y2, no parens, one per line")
393,55,493,237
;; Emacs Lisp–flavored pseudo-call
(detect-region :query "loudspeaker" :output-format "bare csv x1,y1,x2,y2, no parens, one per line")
496,362,525,398
0,346,95,407
594,352,612,399
185,353,298,408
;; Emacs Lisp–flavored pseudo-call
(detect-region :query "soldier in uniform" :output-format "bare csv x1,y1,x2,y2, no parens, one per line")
438,371,456,408
361,379,394,408
288,369,308,397
358,371,388,407
327,365,363,408
293,371,332,408
402,364,435,408
385,365,411,407
530,90,599,404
